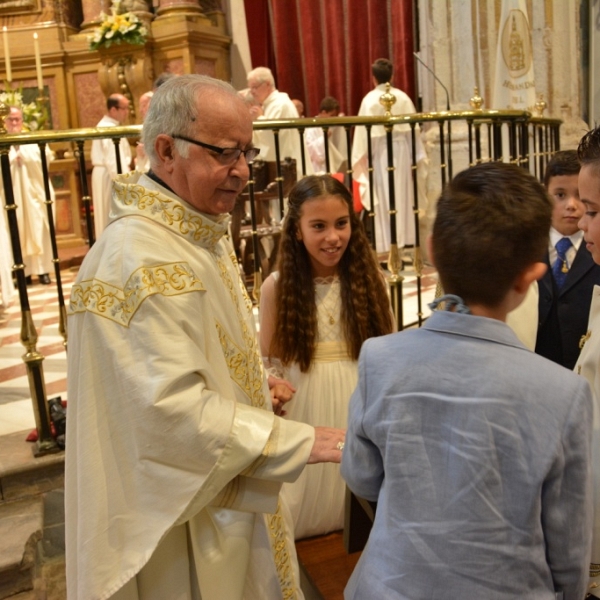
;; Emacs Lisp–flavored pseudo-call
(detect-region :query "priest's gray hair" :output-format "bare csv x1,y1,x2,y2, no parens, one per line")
142,74,238,168
247,66,275,87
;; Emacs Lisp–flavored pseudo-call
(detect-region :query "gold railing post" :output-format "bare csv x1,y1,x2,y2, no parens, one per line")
378,84,405,329
247,160,262,304
0,101,58,456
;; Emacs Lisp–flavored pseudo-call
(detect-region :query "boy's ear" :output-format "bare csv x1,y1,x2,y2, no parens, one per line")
514,261,547,294
426,234,436,268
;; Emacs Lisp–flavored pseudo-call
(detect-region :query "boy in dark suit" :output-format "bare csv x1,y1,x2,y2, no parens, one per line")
535,150,600,369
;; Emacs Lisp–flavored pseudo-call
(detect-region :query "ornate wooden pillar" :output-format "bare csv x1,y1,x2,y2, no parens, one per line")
154,0,203,19
97,45,154,119
80,0,112,30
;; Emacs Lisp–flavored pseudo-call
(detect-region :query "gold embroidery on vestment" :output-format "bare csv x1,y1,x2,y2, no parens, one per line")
214,254,265,409
267,503,299,599
114,181,224,247
69,262,204,326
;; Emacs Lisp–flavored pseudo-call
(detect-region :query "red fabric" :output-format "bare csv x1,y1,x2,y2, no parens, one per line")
25,399,67,442
331,173,362,212
244,0,415,117
244,0,277,78
390,0,415,97
26,422,56,442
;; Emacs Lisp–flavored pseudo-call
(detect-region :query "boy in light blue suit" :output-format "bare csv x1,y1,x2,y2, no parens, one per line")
342,162,593,600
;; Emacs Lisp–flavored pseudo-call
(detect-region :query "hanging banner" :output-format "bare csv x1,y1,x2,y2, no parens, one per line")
492,0,536,111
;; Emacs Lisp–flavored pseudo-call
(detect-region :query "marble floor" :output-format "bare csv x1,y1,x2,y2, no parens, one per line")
0,269,76,437
0,262,438,439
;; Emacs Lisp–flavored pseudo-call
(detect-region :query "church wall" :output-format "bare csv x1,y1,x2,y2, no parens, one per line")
420,0,584,129
417,0,586,247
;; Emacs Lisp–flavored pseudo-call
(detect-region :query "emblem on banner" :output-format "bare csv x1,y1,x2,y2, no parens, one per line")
500,9,532,78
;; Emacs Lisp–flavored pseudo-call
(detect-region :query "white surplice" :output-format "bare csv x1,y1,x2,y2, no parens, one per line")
253,89,313,178
305,125,345,174
351,83,427,253
91,115,132,240
0,183,15,308
66,172,314,600
0,143,55,277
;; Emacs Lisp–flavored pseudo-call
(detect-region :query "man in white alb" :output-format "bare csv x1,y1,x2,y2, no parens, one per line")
247,66,313,179
91,93,131,239
352,58,427,254
2,106,55,285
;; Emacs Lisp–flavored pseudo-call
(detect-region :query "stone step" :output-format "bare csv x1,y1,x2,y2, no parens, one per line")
0,431,66,599
0,431,64,504
34,490,66,600
0,496,42,599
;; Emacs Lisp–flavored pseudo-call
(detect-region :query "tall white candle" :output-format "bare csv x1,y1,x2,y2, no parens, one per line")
3,26,11,83
33,33,43,90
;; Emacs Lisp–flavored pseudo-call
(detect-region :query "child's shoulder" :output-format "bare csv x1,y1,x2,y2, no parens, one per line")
361,327,422,355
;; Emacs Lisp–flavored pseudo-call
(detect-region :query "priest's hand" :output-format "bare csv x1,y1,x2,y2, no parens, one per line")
308,427,346,464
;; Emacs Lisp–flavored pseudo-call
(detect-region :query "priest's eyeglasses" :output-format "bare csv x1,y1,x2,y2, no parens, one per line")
172,134,260,165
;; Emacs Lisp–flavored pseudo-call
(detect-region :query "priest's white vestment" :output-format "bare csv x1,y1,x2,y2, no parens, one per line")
1,143,55,277
352,83,427,253
91,115,131,240
0,182,14,308
253,89,313,179
66,171,314,600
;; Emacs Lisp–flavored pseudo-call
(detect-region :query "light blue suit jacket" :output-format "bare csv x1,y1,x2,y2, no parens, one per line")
342,310,593,600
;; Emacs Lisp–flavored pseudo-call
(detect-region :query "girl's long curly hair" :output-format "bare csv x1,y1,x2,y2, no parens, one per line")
269,175,394,372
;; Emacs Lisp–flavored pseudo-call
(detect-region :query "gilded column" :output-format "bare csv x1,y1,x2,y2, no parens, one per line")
81,0,112,30
155,0,203,19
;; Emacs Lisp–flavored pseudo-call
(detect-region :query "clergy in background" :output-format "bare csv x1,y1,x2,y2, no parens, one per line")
91,93,131,239
2,105,54,285
352,58,427,255
247,66,313,180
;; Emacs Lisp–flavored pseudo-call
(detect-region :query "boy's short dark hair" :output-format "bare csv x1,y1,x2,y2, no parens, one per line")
543,150,580,187
577,127,600,175
372,58,393,85
432,162,552,308
319,96,340,113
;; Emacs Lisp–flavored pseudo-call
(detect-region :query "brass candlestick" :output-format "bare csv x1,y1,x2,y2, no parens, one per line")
535,94,547,117
470,87,483,110
379,82,397,116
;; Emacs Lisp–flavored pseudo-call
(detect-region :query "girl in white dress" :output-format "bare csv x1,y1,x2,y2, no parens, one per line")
260,174,394,540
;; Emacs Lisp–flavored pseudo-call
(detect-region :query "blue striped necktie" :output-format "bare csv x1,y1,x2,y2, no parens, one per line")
552,237,572,289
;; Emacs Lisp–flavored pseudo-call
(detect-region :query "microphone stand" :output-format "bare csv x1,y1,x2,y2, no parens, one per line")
413,52,453,180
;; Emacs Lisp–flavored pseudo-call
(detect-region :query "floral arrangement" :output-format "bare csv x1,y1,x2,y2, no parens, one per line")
0,86,48,131
89,0,148,51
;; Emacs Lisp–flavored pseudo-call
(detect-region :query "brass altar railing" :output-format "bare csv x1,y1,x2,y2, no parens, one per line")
0,108,561,456
251,109,561,329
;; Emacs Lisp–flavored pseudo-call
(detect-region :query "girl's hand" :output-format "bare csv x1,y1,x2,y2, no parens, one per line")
268,375,296,416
